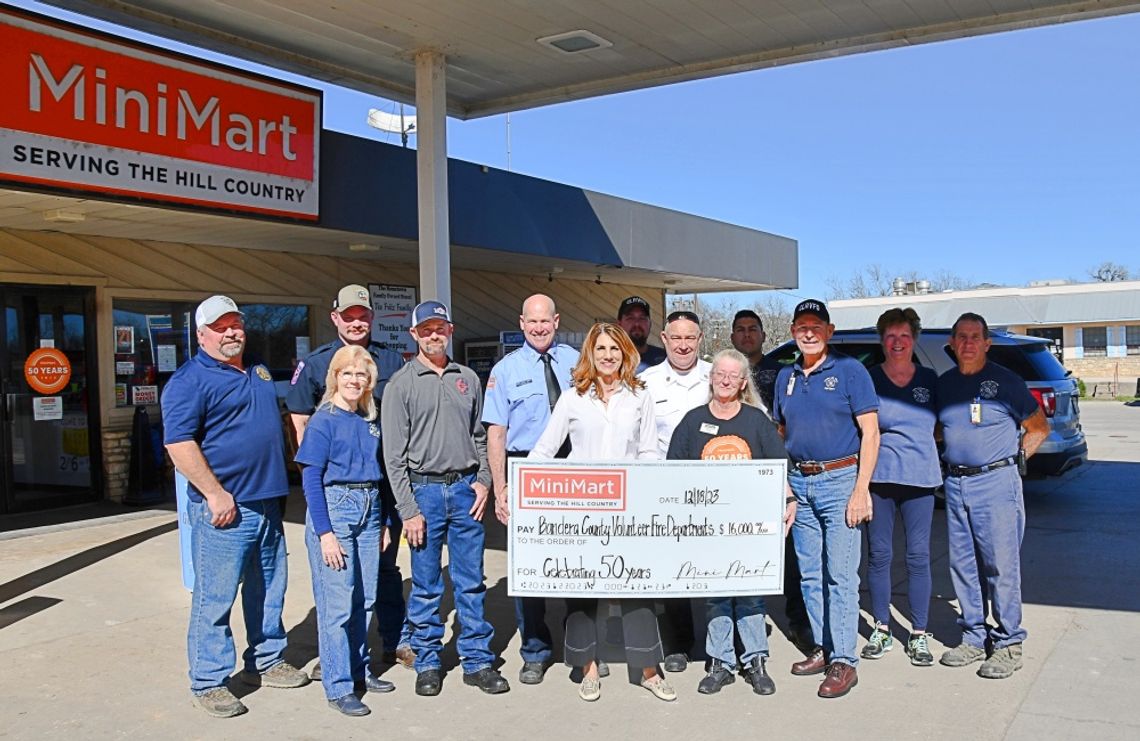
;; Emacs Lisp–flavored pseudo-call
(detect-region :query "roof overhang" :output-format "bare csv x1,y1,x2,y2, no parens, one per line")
37,0,1140,119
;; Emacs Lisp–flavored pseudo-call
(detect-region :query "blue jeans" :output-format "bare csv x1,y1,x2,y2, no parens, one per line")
187,497,288,693
866,485,935,631
376,485,412,651
790,466,862,668
706,596,770,668
407,474,495,673
515,597,553,663
305,485,382,700
944,466,1027,649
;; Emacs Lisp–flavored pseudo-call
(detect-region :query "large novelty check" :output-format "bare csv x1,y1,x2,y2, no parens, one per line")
507,459,788,598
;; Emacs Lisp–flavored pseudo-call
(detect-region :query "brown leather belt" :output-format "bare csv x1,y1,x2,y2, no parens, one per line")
793,454,859,476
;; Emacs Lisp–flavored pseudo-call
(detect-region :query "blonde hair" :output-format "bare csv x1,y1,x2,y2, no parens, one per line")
709,349,761,408
572,323,645,397
319,345,378,420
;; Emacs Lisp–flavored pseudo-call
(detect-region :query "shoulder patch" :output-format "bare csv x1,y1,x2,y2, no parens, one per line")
487,375,496,390
255,365,273,381
290,360,305,385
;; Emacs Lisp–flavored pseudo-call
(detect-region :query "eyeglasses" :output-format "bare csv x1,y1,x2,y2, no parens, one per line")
666,310,700,325
711,371,746,381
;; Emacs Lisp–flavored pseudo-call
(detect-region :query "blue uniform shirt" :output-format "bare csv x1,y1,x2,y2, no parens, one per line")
162,348,289,503
772,350,879,462
870,364,942,487
295,404,382,535
285,340,404,415
482,342,579,452
294,404,383,485
636,344,667,374
938,361,1039,467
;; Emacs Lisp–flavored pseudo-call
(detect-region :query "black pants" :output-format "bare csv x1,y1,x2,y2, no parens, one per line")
659,599,695,657
564,599,664,670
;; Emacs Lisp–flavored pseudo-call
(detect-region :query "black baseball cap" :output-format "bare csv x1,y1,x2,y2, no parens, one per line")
792,299,830,324
618,296,651,318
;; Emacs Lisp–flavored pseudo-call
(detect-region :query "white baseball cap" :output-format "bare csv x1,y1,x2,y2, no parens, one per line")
195,295,243,328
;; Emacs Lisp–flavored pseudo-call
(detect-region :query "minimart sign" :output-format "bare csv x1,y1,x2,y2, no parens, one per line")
0,7,320,220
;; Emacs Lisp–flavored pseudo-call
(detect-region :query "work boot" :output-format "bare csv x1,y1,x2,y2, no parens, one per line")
977,644,1023,679
745,657,776,695
939,643,987,668
697,661,736,694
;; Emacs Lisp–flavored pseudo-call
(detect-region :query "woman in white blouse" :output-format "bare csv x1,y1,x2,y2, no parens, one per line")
529,323,671,702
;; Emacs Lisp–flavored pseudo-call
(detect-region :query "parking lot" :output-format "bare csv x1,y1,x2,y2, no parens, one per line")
0,401,1137,740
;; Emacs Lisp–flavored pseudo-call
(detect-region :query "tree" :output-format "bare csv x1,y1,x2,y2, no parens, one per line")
825,265,974,299
667,294,794,359
1087,261,1130,282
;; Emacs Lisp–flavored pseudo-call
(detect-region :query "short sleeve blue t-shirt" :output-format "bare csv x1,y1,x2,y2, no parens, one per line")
937,361,1039,467
161,349,289,503
772,351,879,462
294,404,383,485
482,342,579,452
870,364,942,487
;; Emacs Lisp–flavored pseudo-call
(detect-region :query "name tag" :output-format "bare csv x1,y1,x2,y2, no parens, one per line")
970,400,983,425
700,422,719,435
785,376,796,396
515,379,533,387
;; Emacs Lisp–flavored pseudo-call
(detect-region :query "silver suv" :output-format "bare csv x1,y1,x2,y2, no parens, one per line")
763,329,1088,477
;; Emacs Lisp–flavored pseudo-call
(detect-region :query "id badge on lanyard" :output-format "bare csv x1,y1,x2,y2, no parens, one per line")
970,397,983,425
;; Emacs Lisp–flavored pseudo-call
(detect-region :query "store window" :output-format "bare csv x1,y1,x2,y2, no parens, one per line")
111,299,309,407
1127,326,1140,356
1082,326,1108,358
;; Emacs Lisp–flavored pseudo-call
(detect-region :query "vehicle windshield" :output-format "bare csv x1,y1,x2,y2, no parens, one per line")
943,341,1069,381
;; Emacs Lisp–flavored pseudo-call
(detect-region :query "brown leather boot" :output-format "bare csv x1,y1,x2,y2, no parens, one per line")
817,662,858,698
790,647,827,676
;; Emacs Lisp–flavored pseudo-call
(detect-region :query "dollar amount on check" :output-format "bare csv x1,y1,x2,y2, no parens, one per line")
507,459,788,598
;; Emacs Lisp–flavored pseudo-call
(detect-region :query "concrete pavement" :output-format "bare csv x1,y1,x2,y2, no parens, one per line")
1,401,1138,740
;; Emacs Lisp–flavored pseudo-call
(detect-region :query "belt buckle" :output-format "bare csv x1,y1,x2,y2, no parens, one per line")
798,460,823,475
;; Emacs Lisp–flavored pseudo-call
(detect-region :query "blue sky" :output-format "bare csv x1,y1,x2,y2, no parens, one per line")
9,1,1140,310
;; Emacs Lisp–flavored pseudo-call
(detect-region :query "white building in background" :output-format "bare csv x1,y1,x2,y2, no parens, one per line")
828,280,1140,391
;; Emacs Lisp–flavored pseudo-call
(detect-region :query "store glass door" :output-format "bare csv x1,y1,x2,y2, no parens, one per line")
1,285,101,514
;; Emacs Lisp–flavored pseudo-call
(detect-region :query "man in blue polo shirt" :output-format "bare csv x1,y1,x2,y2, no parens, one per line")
484,294,579,685
937,312,1049,680
163,295,309,718
772,299,879,699
286,284,411,674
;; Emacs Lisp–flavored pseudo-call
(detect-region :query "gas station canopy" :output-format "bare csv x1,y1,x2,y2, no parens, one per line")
42,0,1140,118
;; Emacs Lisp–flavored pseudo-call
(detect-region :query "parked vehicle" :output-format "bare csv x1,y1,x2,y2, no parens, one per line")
763,329,1088,477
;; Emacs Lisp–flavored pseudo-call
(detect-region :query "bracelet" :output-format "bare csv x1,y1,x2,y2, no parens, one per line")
785,496,796,504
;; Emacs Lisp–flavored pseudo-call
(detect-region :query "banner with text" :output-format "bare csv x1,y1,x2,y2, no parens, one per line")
0,7,320,220
369,284,417,354
508,459,788,598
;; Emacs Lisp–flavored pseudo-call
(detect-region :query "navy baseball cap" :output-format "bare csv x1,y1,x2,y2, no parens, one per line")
792,299,830,323
618,296,651,318
411,300,451,327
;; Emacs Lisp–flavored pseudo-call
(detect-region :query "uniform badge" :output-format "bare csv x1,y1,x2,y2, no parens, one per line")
255,365,272,381
456,378,469,395
913,387,931,404
368,423,381,438
824,375,839,391
979,380,999,399
290,360,305,385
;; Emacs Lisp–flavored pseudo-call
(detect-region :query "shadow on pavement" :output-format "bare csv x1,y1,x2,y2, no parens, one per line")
0,520,178,607
0,596,63,630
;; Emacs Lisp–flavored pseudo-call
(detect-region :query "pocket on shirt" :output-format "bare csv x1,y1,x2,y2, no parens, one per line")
512,389,549,423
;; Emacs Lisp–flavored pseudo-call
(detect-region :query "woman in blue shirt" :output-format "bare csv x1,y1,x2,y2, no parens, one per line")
861,308,941,667
295,345,393,716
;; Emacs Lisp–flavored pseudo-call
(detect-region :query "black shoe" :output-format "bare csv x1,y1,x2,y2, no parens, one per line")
415,669,442,696
519,660,552,685
355,675,395,694
463,667,510,695
697,662,736,694
745,657,776,696
328,694,370,716
597,660,610,678
663,653,689,672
